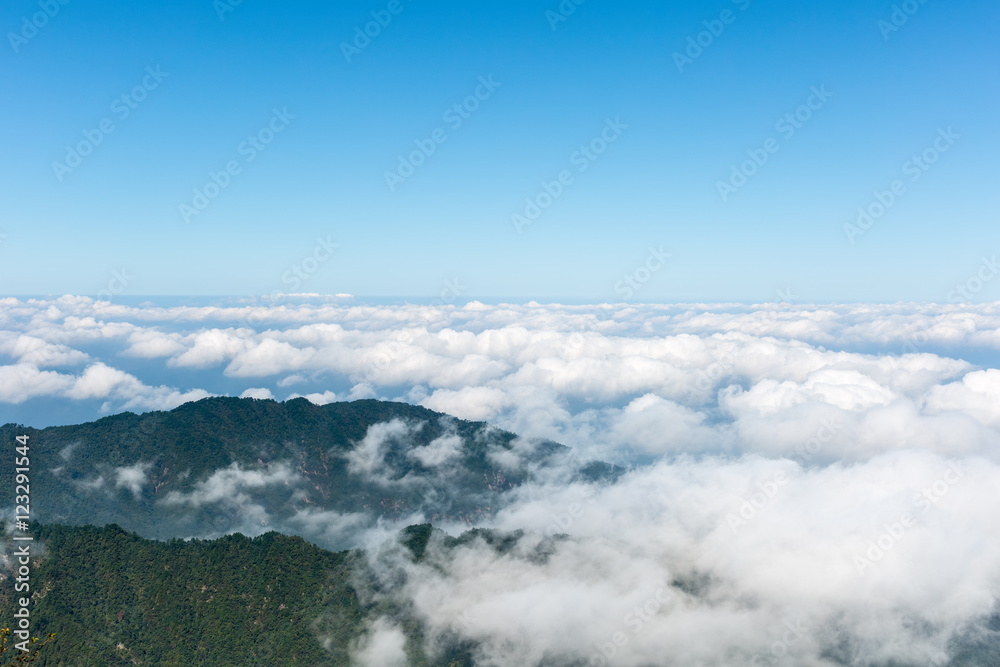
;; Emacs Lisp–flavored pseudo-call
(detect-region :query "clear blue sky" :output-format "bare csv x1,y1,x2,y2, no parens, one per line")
2,0,997,302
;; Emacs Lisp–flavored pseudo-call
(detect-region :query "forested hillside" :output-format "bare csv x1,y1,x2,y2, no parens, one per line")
0,397,609,550
0,522,489,666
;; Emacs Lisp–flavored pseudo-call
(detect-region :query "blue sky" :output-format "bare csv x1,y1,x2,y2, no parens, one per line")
2,0,997,302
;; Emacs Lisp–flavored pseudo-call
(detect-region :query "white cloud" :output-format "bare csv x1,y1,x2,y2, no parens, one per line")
114,463,152,498
224,337,313,377
0,359,212,412
239,387,275,400
3,298,1000,663
0,332,89,367
160,462,298,508
606,393,729,455
65,363,141,400
277,373,306,387
345,420,415,480
3,299,1000,465
421,386,509,421
121,387,213,412
410,433,464,468
169,329,249,369
361,451,1000,666
925,369,1000,426
287,508,369,545
0,364,74,403
351,618,408,667
122,329,185,359
289,390,338,405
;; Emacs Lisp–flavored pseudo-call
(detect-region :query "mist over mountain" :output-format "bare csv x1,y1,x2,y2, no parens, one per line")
4,296,1000,664
3,516,998,666
3,295,1000,667
1,394,998,665
0,397,617,551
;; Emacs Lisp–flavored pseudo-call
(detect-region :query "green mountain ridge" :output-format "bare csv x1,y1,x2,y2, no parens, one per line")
0,397,609,550
0,521,490,666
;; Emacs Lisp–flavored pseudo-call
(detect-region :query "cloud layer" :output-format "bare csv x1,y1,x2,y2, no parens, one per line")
355,450,998,666
4,297,998,463
3,296,1000,664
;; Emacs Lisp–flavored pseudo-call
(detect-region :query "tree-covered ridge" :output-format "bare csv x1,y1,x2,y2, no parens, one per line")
0,522,513,666
0,398,601,550
1,523,361,666
1,396,529,489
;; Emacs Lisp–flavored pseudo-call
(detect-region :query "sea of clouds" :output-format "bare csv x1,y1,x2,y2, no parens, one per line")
2,295,1000,665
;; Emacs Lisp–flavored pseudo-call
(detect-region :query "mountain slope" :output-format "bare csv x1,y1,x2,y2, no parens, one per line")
2,523,360,665
0,397,599,550
0,521,481,666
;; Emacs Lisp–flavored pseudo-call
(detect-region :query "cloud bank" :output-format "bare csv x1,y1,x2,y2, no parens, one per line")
2,296,999,664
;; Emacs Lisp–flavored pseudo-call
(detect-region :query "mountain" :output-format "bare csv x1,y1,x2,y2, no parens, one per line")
0,398,621,665
0,521,493,666
0,397,609,550
0,520,555,666
2,399,999,666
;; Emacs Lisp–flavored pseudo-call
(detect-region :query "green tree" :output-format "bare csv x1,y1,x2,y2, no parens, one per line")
0,628,55,665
